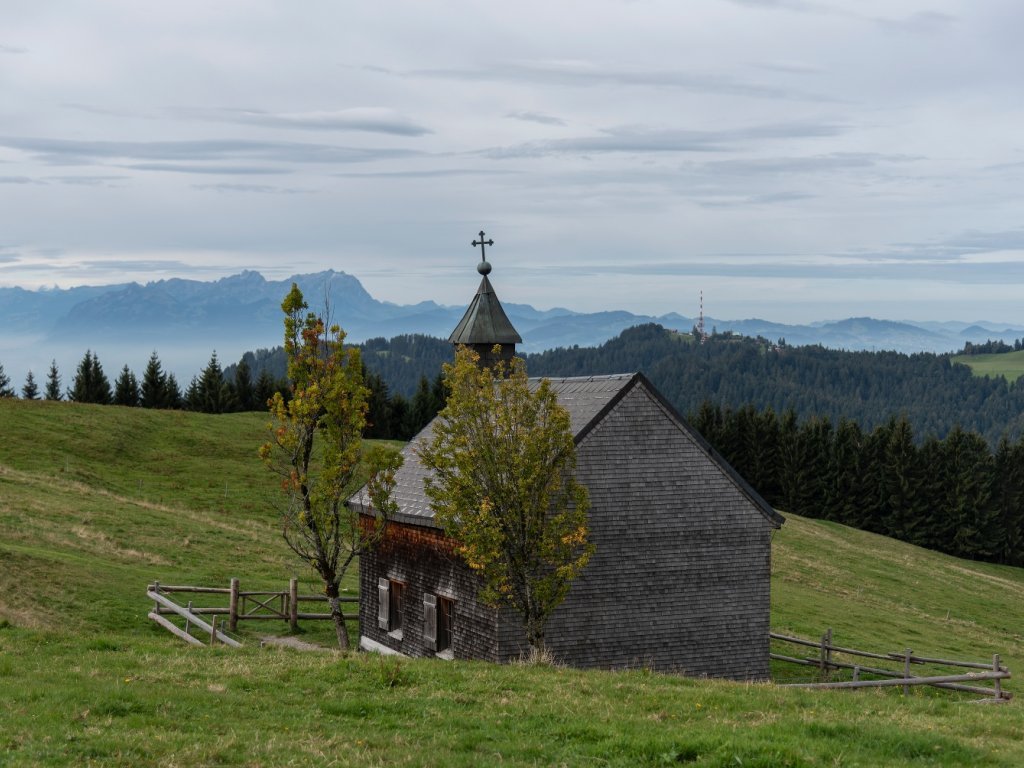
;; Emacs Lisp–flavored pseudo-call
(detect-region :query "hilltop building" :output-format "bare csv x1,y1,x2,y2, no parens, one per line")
351,236,783,679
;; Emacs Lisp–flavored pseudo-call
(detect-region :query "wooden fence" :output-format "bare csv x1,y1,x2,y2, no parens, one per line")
147,579,358,646
771,629,1011,702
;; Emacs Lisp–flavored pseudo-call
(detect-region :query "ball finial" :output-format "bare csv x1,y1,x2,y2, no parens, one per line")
477,259,492,276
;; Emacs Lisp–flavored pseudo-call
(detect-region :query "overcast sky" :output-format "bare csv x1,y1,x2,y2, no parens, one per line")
2,0,1024,324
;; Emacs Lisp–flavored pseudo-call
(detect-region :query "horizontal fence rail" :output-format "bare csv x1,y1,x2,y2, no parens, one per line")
770,629,1011,702
147,578,359,646
146,589,241,648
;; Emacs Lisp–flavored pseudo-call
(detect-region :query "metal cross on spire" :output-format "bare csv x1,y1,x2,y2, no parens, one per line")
472,230,494,261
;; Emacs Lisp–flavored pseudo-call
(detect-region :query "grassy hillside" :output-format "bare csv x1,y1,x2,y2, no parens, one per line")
952,349,1024,383
1,399,1022,767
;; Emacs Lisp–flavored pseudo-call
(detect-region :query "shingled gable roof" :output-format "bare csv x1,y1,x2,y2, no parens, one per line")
350,372,783,529
448,274,523,345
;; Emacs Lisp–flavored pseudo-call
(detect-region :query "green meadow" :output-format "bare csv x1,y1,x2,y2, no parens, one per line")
1,399,1022,767
952,350,1024,383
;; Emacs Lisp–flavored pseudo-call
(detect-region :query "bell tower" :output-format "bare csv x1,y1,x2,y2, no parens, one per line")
448,230,523,369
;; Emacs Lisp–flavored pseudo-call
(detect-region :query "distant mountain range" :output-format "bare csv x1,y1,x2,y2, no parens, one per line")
2,269,1023,387
6,268,1024,352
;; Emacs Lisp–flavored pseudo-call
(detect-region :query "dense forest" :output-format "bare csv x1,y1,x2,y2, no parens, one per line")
227,334,453,400
5,323,1024,563
227,324,1024,446
692,403,1024,566
7,324,1024,446
527,324,1024,446
0,346,446,442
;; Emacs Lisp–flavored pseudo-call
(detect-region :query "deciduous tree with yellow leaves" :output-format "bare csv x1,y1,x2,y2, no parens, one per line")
260,283,401,649
419,346,593,657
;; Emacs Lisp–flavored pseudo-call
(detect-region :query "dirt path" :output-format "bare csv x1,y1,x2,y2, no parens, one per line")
260,635,334,652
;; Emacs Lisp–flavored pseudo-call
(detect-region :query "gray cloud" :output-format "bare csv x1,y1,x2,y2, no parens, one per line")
694,152,921,176
77,259,198,272
726,0,955,32
719,0,857,18
698,190,815,208
172,106,432,136
944,228,1024,250
0,43,27,54
506,111,567,127
333,168,521,179
727,0,827,10
192,183,313,194
536,259,1024,284
883,228,1024,261
813,227,1024,266
750,60,822,75
875,10,956,33
47,175,128,186
400,61,837,102
480,122,845,159
0,176,42,184
62,102,147,119
122,163,291,175
0,136,426,169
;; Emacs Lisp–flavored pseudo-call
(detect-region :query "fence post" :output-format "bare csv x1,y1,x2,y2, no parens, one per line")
210,615,218,646
993,654,1002,700
819,628,832,681
186,601,193,636
229,578,239,632
289,578,299,632
903,648,912,696
152,581,160,614
853,665,860,682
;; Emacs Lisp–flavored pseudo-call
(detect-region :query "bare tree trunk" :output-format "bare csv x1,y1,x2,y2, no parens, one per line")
525,612,546,662
326,583,350,650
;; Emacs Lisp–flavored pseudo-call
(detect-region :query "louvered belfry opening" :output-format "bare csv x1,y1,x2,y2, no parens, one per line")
448,231,522,370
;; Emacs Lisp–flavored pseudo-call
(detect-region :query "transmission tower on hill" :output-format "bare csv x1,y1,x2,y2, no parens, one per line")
697,291,708,344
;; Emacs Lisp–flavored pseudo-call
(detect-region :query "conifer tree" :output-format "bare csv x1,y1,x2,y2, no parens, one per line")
993,437,1024,566
165,373,182,410
792,417,832,518
0,363,14,398
751,407,782,504
233,358,255,411
21,370,39,400
389,393,410,439
777,409,804,514
196,352,235,413
827,417,863,524
114,365,140,406
916,436,946,548
941,427,997,560
363,369,393,439
254,369,276,410
430,372,448,415
855,420,892,534
44,360,62,401
69,352,92,402
185,375,202,411
407,375,436,437
691,400,723,447
141,351,167,408
882,415,926,543
70,350,112,404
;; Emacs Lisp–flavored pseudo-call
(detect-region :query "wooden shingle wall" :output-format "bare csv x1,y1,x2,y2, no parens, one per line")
359,521,499,660
498,382,774,680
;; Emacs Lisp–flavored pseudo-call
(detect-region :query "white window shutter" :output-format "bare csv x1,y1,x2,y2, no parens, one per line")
423,593,437,651
378,578,390,630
